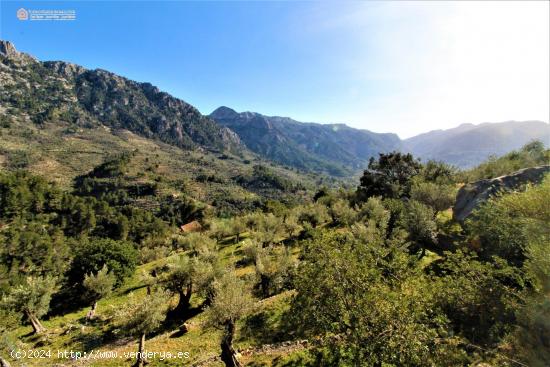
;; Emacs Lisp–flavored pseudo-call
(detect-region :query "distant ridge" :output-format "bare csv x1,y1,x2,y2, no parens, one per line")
403,120,550,168
210,106,401,176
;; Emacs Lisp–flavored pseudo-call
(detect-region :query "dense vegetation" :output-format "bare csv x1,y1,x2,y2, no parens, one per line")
1,40,549,367
0,140,548,366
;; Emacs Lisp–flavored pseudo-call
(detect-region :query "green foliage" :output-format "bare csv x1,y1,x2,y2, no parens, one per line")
248,213,285,247
356,151,422,202
6,150,31,169
421,160,457,184
399,200,438,252
432,251,522,345
206,271,254,328
0,275,57,322
254,246,296,298
0,114,13,128
513,280,550,367
411,180,456,215
161,254,196,311
291,230,461,366
0,219,70,285
115,290,170,336
295,203,329,229
83,264,116,303
461,140,549,182
465,196,531,266
487,177,550,365
326,198,357,227
176,232,217,259
86,153,132,179
159,195,204,226
237,165,300,192
0,170,60,219
69,238,138,287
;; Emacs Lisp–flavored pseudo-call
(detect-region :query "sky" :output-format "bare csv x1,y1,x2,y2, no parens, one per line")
1,1,548,139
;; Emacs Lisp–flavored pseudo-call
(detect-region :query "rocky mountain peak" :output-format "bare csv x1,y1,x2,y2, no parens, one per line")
0,40,36,63
210,106,239,120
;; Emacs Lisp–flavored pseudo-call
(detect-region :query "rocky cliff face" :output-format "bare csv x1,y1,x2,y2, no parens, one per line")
453,165,550,222
0,40,242,153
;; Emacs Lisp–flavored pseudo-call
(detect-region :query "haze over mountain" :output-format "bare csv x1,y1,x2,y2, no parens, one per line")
403,121,550,168
211,106,549,171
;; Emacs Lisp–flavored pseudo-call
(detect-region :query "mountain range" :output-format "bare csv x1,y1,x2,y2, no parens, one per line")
1,39,548,178
210,106,401,176
403,121,550,168
211,106,549,172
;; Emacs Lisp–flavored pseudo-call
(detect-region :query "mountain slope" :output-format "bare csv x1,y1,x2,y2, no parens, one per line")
0,40,241,153
403,121,550,168
210,106,401,176
0,40,323,214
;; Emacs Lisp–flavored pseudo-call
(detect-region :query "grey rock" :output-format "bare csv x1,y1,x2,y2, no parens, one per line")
0,40,36,63
453,165,550,222
0,40,18,57
43,61,86,79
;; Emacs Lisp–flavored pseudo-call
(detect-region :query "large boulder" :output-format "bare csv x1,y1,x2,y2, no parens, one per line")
453,165,550,222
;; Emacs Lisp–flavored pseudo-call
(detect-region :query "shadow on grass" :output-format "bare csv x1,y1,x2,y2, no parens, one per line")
239,308,297,346
121,283,148,295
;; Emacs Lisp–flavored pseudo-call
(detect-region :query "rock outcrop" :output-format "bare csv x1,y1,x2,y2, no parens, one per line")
0,40,18,57
453,165,550,222
0,40,36,63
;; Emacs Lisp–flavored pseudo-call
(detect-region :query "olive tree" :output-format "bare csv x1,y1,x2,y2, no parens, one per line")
327,198,357,226
296,203,329,229
161,255,196,318
83,265,115,320
282,213,302,238
0,276,56,334
249,214,284,247
254,246,295,298
477,177,550,365
161,253,221,317
115,290,169,367
206,271,254,367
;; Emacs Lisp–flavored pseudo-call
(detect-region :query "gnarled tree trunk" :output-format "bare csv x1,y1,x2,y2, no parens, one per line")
174,283,192,317
86,300,98,321
220,320,241,367
133,332,148,367
260,274,271,298
25,310,45,334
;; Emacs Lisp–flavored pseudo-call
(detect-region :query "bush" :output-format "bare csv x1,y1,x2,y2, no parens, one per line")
399,200,438,253
69,238,138,287
139,246,171,264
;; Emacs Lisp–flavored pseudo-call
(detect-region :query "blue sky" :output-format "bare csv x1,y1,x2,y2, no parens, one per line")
1,1,549,138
